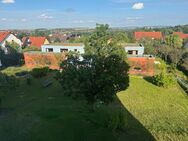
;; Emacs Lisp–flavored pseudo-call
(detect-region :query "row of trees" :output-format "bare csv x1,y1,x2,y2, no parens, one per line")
137,33,188,75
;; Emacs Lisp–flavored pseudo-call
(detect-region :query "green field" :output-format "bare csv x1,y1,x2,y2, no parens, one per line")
0,67,188,141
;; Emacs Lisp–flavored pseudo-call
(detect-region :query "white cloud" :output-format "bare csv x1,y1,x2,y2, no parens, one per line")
132,3,144,10
21,18,27,22
126,17,143,20
73,20,84,24
1,18,7,21
39,13,53,20
1,0,15,4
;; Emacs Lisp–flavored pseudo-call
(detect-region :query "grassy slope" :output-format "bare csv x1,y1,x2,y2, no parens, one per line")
0,67,188,141
118,76,188,141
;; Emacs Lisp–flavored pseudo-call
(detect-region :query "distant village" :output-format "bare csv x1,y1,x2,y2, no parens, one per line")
1,27,188,76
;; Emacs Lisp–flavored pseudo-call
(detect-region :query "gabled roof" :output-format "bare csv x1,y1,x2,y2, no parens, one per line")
174,32,188,39
22,36,47,49
0,31,10,43
135,32,162,40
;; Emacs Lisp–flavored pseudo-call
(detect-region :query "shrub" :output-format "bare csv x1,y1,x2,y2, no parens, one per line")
31,67,49,78
108,111,119,130
0,73,19,88
26,77,32,85
15,71,28,77
107,109,128,131
92,105,128,131
153,72,175,88
23,46,41,52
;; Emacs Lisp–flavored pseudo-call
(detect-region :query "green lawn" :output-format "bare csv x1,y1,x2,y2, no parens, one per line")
0,68,188,141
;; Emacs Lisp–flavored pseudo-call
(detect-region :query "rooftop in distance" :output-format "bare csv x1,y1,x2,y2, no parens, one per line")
120,43,144,47
46,43,84,47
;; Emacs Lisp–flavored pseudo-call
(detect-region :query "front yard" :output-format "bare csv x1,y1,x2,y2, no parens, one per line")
0,67,188,141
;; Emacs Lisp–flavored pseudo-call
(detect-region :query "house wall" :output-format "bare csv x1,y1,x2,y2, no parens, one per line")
24,52,66,70
44,39,50,45
125,46,144,56
41,44,85,54
0,34,22,48
128,57,155,76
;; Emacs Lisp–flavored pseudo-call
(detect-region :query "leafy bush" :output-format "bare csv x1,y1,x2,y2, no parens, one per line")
15,71,28,77
0,47,24,67
26,77,32,85
31,67,49,78
92,105,128,131
23,46,41,52
0,73,19,88
107,109,128,131
58,24,130,104
153,72,175,88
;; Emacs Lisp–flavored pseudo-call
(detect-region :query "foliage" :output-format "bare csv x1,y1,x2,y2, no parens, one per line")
58,24,129,104
6,41,22,52
112,31,129,43
17,32,28,40
178,51,188,75
1,67,188,141
68,36,88,43
0,72,19,88
168,48,184,67
26,77,32,85
153,72,175,88
54,37,61,43
23,46,41,52
107,108,128,131
0,47,24,67
92,105,128,131
138,38,161,55
31,67,49,78
165,34,183,48
157,45,171,61
32,29,50,37
183,37,188,47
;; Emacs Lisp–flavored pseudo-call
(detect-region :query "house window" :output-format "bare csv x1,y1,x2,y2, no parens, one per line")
128,50,133,55
134,67,142,71
60,49,68,53
46,48,53,52
128,50,138,55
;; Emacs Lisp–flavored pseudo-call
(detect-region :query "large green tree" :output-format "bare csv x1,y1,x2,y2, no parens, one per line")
165,34,183,48
58,24,129,104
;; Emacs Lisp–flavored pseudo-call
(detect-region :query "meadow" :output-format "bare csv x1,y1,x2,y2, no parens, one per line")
0,67,188,141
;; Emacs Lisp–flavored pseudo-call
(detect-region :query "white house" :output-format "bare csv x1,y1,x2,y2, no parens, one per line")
41,43,85,54
124,43,144,56
0,32,22,53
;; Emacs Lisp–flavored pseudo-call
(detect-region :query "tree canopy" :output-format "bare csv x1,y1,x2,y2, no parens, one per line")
57,24,130,104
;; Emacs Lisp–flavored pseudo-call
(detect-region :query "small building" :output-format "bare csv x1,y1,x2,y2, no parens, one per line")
135,31,163,40
22,36,50,49
124,43,144,56
0,31,22,51
173,32,188,39
41,43,85,54
123,43,155,76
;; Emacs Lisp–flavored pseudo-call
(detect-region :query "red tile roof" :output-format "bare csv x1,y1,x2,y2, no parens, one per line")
174,32,188,39
135,32,162,40
0,31,10,43
22,36,47,49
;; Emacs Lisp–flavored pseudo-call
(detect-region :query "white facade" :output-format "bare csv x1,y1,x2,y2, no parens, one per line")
41,43,85,54
0,34,22,49
124,44,144,56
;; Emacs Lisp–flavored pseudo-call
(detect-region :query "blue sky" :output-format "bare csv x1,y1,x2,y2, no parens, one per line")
0,0,188,29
